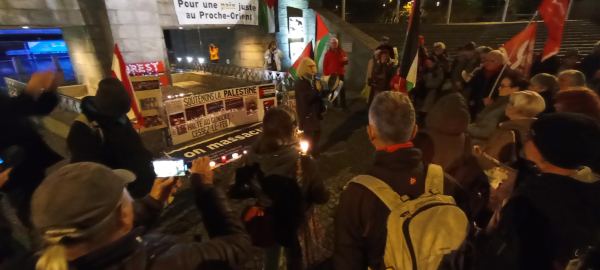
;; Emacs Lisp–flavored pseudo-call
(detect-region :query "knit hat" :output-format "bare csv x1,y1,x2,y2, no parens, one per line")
530,113,600,169
94,78,132,118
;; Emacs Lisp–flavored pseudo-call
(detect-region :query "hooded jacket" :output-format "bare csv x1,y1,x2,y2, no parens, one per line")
67,97,155,199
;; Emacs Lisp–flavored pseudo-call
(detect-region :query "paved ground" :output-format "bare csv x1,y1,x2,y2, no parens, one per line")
4,97,376,269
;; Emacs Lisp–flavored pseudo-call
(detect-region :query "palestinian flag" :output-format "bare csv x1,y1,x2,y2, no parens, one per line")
315,13,330,73
111,44,144,127
259,0,277,33
397,0,421,93
288,42,314,79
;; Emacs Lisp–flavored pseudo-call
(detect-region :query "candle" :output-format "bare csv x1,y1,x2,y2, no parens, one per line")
232,153,239,159
209,161,216,167
300,141,309,155
221,155,227,164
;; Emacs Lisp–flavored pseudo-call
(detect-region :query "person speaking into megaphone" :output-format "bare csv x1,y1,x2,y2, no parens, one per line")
324,38,349,110
294,58,329,157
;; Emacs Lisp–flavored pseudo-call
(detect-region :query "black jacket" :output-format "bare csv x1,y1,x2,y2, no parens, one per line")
465,68,503,120
295,76,324,132
0,91,63,192
333,147,467,270
10,175,251,270
475,173,600,270
371,62,397,92
67,97,155,198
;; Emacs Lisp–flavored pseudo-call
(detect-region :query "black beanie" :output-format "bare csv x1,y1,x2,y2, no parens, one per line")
95,78,131,118
530,113,600,169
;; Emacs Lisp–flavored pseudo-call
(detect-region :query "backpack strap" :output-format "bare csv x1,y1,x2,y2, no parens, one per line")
425,164,444,195
350,175,409,210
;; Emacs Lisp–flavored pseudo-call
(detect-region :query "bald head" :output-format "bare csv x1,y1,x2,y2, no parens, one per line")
558,70,587,91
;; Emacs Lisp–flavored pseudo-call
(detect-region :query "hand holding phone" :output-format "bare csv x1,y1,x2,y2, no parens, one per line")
150,177,182,204
153,159,187,178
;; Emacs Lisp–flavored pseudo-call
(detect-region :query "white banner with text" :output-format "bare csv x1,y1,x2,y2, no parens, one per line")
166,84,277,145
173,0,259,25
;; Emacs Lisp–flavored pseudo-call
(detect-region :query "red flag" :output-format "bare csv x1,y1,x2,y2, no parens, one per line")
539,0,569,61
111,44,145,128
500,23,537,77
288,41,314,79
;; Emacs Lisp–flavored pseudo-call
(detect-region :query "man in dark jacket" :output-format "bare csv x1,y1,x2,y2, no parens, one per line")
333,92,467,270
67,78,155,198
465,50,505,120
475,113,600,270
10,157,250,270
451,42,480,91
0,71,63,227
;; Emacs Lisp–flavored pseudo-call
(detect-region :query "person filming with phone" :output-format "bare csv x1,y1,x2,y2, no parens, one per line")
6,157,251,270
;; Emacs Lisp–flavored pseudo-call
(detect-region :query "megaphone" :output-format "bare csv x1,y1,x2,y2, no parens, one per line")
314,73,343,102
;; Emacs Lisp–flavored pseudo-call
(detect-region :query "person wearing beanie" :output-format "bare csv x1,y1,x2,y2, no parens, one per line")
474,113,600,270
66,78,156,199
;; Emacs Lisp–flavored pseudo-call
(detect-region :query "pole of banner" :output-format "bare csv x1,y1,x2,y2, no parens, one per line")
566,0,574,20
342,0,346,21
502,0,510,23
446,0,453,25
488,11,539,99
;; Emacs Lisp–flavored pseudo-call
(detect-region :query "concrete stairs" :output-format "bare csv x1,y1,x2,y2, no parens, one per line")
354,21,600,58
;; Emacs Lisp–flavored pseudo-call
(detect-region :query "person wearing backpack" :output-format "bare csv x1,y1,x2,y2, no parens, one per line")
333,92,470,270
475,113,600,270
228,105,329,270
66,78,155,199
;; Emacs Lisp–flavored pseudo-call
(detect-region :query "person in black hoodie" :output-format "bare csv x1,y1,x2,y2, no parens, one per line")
229,105,329,270
529,73,558,115
9,158,250,270
0,71,63,228
333,92,467,270
66,78,155,199
475,113,600,270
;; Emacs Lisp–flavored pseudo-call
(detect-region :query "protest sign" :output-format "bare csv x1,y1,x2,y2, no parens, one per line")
173,0,259,25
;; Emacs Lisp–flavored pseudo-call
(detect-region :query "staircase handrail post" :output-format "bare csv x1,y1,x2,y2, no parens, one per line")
446,0,452,25
566,0,574,20
502,0,510,23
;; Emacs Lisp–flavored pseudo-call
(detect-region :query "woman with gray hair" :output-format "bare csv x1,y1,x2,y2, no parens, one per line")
529,73,559,114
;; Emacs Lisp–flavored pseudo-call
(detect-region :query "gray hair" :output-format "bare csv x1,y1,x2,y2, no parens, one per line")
296,58,315,78
559,70,587,87
369,92,415,144
531,73,559,94
509,91,546,118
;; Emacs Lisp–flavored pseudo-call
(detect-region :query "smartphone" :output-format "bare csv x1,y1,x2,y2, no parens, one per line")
153,159,188,178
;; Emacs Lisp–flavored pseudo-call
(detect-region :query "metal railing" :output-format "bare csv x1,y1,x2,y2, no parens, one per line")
174,63,297,94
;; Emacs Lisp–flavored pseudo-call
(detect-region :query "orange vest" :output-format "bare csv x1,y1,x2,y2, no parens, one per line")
210,47,219,60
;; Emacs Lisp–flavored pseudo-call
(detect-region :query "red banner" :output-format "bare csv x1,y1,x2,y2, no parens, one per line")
500,23,537,77
126,61,169,87
539,0,568,61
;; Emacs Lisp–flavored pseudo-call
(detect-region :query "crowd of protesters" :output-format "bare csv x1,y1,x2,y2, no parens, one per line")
1,37,600,270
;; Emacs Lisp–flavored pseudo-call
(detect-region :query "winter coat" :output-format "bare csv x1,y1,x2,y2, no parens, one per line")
433,52,451,74
0,91,63,193
295,76,324,132
414,92,470,170
475,173,600,270
538,90,556,115
232,141,329,246
467,96,510,141
66,97,155,199
8,176,251,270
370,61,396,92
323,48,348,76
333,147,468,270
420,66,446,113
263,49,284,71
476,118,535,170
465,67,503,119
451,55,480,88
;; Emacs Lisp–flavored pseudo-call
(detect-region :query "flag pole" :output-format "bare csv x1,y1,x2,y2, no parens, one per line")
487,11,539,98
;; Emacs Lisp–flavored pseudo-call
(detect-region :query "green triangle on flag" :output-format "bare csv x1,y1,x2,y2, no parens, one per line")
315,13,330,73
288,42,314,79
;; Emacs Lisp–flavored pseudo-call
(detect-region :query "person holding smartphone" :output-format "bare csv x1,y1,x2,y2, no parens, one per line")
264,41,284,71
7,157,251,270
